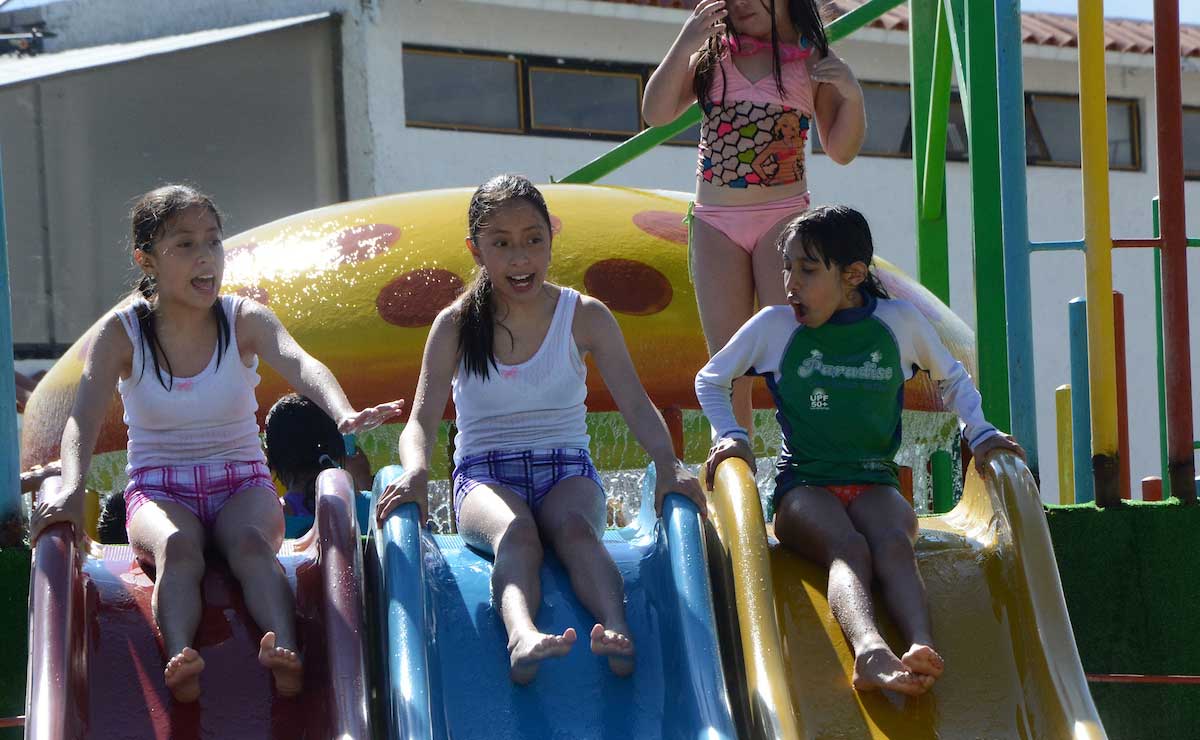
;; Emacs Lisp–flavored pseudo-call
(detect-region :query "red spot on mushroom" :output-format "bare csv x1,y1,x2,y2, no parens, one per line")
632,211,688,245
235,285,269,305
335,224,401,265
583,259,673,316
377,269,465,327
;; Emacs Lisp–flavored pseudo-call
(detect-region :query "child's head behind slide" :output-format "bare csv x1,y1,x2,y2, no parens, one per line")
265,393,346,517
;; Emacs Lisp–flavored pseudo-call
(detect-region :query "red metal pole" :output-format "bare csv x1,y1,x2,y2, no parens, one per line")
1154,0,1196,503
1114,292,1131,499
1142,477,1164,502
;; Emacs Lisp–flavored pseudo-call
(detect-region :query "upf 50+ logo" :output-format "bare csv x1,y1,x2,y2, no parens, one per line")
810,388,829,411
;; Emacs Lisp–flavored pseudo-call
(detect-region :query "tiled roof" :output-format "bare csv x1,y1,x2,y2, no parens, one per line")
593,0,1200,57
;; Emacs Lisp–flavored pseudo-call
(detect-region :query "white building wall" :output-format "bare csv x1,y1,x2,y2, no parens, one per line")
14,0,1200,501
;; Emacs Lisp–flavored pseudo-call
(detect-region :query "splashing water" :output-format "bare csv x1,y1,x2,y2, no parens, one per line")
81,408,959,535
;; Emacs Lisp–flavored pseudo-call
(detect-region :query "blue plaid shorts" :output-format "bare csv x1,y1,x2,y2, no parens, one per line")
452,448,603,520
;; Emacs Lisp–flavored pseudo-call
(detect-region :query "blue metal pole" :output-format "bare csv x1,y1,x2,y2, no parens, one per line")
1069,298,1094,503
995,0,1038,475
0,144,20,531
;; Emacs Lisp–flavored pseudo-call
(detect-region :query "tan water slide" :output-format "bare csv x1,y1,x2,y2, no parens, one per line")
706,452,1107,739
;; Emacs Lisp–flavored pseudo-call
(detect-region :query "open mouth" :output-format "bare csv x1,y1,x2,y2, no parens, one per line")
191,275,216,293
507,273,535,292
790,300,808,323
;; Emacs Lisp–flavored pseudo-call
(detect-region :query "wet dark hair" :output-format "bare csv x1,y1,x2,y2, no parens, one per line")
694,0,830,109
459,174,553,380
777,205,889,298
129,184,230,389
96,492,128,545
264,394,345,514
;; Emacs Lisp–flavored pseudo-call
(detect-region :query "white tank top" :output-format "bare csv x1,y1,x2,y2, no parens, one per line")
451,287,590,465
116,295,266,471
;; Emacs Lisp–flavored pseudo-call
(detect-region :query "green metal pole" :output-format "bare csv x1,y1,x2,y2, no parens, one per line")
1152,198,1170,497
909,0,953,304
931,449,954,513
920,1,953,225
945,0,1011,430
559,0,907,184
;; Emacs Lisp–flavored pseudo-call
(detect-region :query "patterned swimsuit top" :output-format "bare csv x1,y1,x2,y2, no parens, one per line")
697,42,816,189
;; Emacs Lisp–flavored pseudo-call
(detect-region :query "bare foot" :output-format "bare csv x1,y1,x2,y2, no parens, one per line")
259,632,303,697
901,643,944,683
164,647,205,703
509,627,576,685
852,647,928,696
589,623,635,677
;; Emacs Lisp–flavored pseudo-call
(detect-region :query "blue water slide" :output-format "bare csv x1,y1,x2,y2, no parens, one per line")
366,463,736,740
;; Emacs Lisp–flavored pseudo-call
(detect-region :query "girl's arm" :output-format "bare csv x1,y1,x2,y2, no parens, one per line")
575,297,706,516
694,308,783,484
809,51,866,165
29,315,130,542
643,0,726,126
237,300,404,433
376,307,460,523
901,302,1025,471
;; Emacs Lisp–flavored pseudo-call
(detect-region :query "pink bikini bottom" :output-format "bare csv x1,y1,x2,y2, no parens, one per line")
691,191,811,254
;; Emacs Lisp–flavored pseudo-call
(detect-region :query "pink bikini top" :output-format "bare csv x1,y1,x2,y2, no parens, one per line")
706,47,815,113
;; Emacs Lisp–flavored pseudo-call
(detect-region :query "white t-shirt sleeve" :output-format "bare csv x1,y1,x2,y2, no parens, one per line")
695,306,794,443
893,301,1000,448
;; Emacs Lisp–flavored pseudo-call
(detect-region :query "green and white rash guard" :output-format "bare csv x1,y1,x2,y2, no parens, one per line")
695,292,998,488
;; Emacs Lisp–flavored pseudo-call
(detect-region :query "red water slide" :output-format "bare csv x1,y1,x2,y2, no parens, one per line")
25,470,369,739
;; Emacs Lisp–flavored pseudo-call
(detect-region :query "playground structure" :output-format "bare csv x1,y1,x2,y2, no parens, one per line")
0,0,1196,737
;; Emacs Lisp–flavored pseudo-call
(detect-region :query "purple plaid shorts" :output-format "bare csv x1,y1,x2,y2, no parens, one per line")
124,460,275,530
452,448,603,519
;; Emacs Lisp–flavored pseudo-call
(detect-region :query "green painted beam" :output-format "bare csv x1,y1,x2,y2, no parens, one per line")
908,0,952,303
558,0,906,184
944,0,1010,430
919,0,953,224
1153,198,1170,497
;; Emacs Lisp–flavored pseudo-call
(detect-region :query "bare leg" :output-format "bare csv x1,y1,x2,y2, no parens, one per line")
458,484,575,684
127,500,208,702
691,215,757,436
751,212,792,309
211,486,301,697
847,486,943,686
774,486,925,696
536,477,633,677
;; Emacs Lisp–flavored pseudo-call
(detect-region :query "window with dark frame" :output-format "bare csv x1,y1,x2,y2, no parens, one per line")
528,66,644,136
398,46,1144,174
403,48,523,133
1024,93,1139,170
1183,107,1200,179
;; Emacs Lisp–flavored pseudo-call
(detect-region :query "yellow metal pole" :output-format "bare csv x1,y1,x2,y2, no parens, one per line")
1056,385,1075,505
1077,0,1120,506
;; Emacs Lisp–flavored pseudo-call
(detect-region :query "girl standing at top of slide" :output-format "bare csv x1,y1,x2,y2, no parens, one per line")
644,0,867,437
28,185,404,702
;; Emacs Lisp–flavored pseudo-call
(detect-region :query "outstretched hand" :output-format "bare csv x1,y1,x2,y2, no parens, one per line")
704,436,756,491
338,399,406,435
654,460,708,518
21,460,62,494
972,433,1026,475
